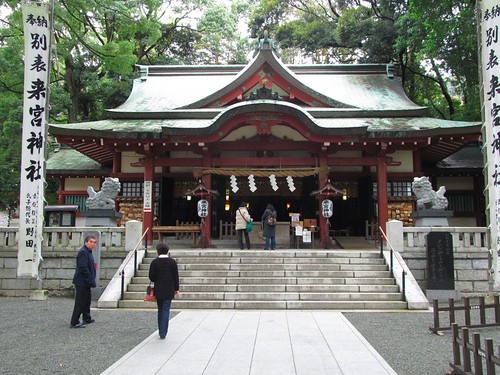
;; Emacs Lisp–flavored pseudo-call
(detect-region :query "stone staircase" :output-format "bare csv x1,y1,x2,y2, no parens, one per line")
118,249,408,310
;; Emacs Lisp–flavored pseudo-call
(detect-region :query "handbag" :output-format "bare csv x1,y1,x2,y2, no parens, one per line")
144,283,157,302
238,208,253,233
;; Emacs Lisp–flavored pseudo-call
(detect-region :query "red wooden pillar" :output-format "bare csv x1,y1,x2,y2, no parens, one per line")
143,155,154,244
200,173,212,248
318,152,331,248
58,179,65,204
200,149,212,248
377,155,389,235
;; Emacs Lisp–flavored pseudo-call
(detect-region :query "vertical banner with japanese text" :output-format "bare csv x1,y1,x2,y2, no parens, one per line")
18,2,51,277
480,0,500,289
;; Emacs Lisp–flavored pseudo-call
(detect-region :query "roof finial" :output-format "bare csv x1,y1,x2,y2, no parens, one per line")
255,29,278,55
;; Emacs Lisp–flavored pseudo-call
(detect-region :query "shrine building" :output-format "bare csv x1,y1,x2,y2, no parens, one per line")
47,37,484,247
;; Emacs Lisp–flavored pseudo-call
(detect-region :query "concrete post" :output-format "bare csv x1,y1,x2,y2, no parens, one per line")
125,220,142,251
386,219,404,252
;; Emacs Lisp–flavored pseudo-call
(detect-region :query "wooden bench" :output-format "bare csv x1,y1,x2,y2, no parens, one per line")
153,226,201,247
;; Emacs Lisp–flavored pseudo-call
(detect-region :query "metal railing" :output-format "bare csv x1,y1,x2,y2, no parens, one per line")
119,228,149,301
379,226,407,301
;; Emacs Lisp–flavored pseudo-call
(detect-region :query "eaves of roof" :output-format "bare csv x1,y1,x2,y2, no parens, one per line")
49,109,481,140
47,147,111,174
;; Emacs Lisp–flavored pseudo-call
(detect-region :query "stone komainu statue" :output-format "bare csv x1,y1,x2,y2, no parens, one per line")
412,176,448,210
86,177,121,210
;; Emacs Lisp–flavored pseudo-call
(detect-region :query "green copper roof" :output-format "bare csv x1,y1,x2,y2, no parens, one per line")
47,147,108,172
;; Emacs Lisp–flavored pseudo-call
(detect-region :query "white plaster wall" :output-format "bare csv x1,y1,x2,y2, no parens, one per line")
121,151,162,173
65,178,100,191
387,150,413,173
122,152,144,173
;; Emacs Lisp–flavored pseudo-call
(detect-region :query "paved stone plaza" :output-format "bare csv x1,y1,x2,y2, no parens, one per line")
1,296,488,375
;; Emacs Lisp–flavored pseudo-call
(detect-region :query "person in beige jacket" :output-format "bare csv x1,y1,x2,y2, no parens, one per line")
235,202,252,250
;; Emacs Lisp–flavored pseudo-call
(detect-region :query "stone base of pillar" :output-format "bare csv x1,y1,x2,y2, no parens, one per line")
30,289,48,300
410,209,453,227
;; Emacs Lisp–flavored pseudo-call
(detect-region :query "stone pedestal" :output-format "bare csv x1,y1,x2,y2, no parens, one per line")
81,209,122,227
426,289,461,303
410,209,453,227
30,289,48,300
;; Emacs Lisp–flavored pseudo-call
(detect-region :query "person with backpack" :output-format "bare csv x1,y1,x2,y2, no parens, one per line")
261,203,277,250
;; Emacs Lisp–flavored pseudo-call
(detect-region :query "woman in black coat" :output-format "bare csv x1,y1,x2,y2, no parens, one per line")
261,203,277,250
149,242,179,339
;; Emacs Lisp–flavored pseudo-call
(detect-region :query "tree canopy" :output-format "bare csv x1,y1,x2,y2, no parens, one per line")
249,0,480,122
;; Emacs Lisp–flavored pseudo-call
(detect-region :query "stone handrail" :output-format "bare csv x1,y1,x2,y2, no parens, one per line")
401,226,488,253
0,226,126,252
386,221,488,254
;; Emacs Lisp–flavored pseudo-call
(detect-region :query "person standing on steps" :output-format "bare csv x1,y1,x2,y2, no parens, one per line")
235,202,252,250
70,235,97,328
261,203,277,250
149,242,179,339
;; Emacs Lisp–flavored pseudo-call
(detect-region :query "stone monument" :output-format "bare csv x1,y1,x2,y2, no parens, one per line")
82,177,122,226
410,176,459,301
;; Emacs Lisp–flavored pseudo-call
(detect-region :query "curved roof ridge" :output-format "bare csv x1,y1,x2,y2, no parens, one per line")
181,44,356,110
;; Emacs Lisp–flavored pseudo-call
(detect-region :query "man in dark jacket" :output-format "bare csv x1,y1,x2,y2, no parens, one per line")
70,235,97,328
149,242,179,339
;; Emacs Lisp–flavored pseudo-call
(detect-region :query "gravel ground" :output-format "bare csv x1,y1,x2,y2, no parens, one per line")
2,297,500,375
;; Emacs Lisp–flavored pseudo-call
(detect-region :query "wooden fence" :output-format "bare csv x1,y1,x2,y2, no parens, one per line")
450,323,500,375
219,220,236,239
173,221,200,240
430,297,500,333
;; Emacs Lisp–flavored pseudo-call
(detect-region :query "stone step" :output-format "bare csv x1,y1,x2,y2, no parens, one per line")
142,256,385,265
138,263,388,271
121,248,405,311
123,290,403,302
144,250,382,259
135,269,392,278
117,299,408,310
131,275,397,285
127,283,400,293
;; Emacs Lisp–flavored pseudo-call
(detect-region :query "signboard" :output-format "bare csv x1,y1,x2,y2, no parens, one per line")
18,3,52,278
291,213,300,227
426,232,454,290
302,229,311,243
480,0,500,289
295,226,303,236
198,199,209,217
143,180,152,213
321,199,333,218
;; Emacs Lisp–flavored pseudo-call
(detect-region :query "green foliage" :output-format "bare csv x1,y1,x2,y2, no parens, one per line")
249,0,480,121
0,0,254,213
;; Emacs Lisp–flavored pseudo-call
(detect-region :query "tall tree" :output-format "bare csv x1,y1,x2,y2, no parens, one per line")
0,0,252,213
249,0,480,121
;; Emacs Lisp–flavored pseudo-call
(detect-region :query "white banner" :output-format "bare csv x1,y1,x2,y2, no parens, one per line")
480,0,500,289
143,180,152,212
18,3,51,277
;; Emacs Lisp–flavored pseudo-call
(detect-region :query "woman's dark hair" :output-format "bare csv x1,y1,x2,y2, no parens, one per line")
156,242,169,255
266,203,274,211
239,202,246,208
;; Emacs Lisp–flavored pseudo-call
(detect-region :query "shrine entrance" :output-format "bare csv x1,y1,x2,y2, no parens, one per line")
158,174,370,238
